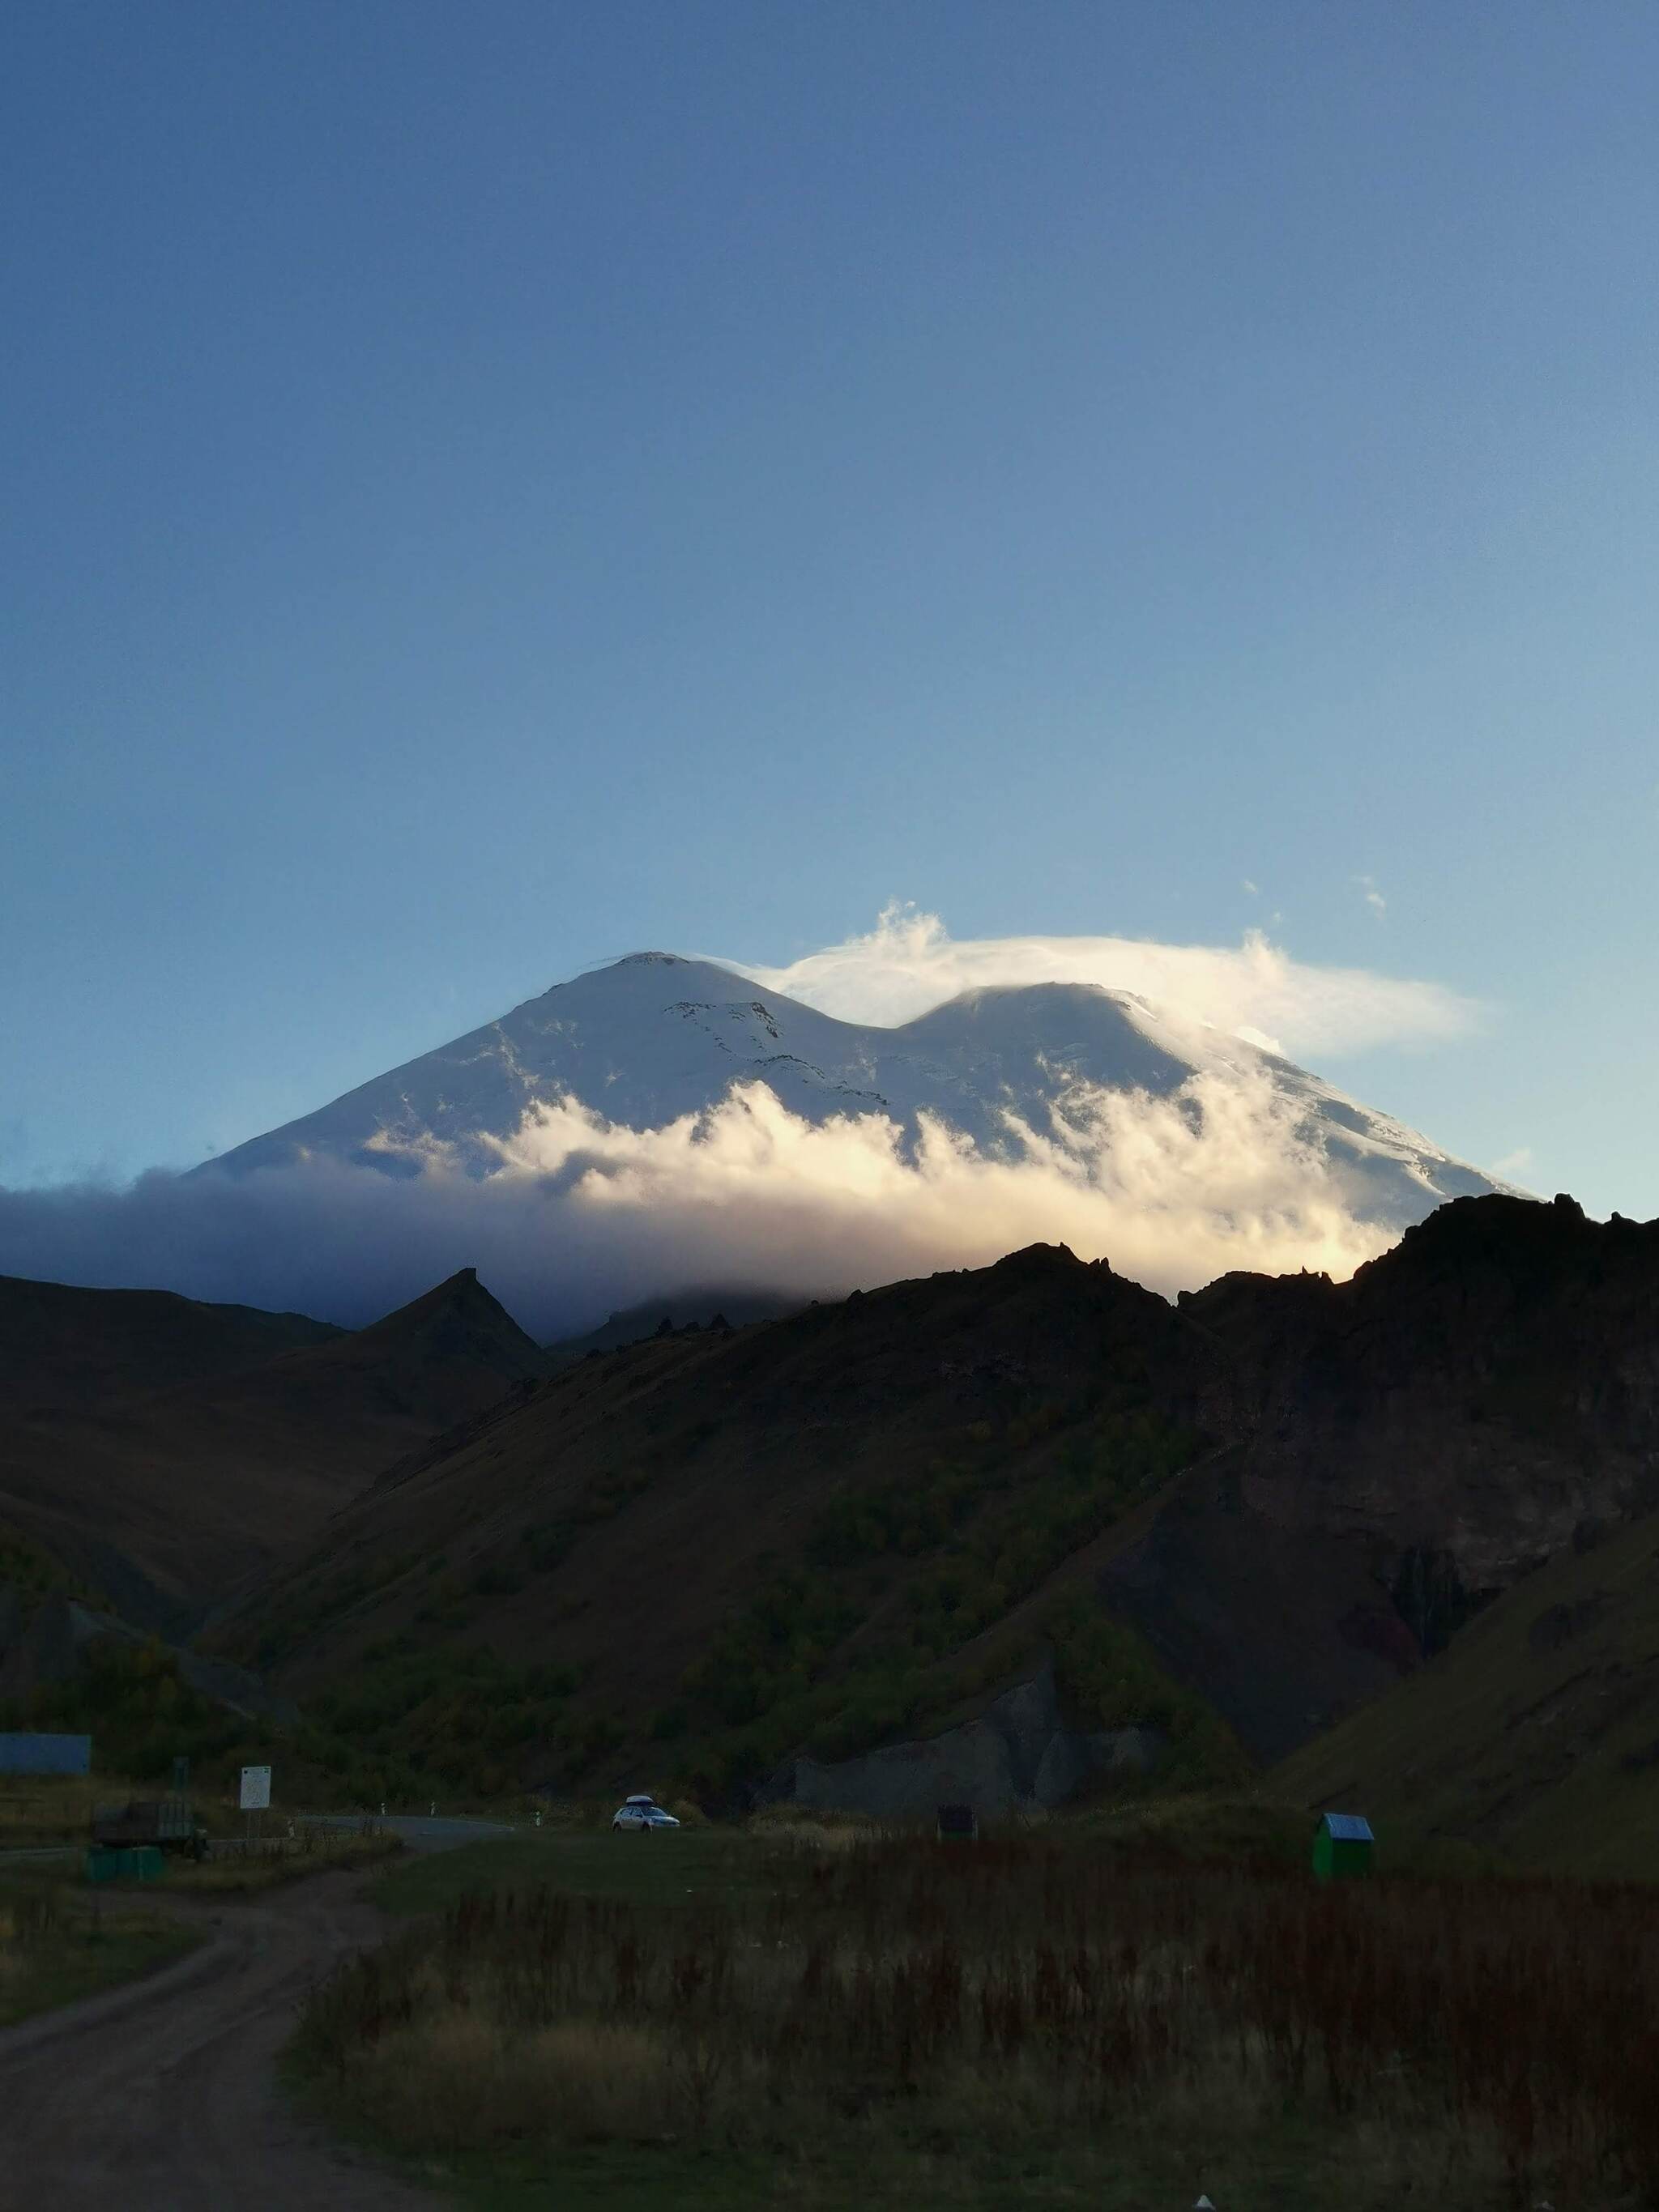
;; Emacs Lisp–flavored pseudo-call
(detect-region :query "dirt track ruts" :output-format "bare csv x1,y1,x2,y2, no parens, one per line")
0,1870,439,2212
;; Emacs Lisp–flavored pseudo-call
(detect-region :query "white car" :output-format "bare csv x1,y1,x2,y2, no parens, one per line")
612,1794,680,1831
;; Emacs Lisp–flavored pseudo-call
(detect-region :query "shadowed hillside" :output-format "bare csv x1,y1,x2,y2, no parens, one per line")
210,1196,1659,1817
17,1194,1659,1831
1102,1193,1659,1757
216,1247,1226,1799
1272,1502,1659,1877
0,1268,550,1628
0,1272,340,1418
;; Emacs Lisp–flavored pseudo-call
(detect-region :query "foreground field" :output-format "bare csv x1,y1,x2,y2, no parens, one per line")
0,1868,198,2029
294,1825,1658,2210
0,1772,127,1848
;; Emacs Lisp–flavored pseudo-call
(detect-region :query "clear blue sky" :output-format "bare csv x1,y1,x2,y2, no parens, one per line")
4,2,1657,1216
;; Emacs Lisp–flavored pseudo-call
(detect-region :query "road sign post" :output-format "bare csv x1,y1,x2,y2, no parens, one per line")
239,1764,271,1845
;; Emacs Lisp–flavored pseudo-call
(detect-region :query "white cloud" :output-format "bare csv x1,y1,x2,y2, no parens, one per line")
0,908,1490,1336
0,1068,1397,1337
1492,1145,1534,1181
1355,875,1388,920
728,903,1472,1059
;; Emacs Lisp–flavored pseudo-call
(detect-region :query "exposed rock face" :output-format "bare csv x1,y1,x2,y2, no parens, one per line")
1107,1196,1659,1758
762,1670,1160,1819
1183,1196,1659,1592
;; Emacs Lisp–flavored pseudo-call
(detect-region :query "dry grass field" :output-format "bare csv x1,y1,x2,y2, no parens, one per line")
163,1824,403,1894
0,1772,122,1848
293,1826,1659,2210
0,1870,198,2028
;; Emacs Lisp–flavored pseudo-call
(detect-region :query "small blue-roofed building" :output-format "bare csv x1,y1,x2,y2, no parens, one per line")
1311,1810,1374,1879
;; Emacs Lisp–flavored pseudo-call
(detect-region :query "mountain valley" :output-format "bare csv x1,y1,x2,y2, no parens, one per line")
6,1191,1658,1873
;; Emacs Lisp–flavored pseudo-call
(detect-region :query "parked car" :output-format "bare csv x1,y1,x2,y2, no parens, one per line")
612,1794,680,1832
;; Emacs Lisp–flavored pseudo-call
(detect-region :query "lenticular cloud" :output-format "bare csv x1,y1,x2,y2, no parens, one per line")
0,1066,1396,1336
729,904,1478,1057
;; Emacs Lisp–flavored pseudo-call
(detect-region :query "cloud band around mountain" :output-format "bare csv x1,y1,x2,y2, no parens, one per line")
0,1068,1396,1337
0,913,1486,1333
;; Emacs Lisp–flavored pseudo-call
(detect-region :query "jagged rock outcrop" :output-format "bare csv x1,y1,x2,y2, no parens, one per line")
1107,1195,1659,1758
761,1669,1160,1819
1183,1196,1659,1590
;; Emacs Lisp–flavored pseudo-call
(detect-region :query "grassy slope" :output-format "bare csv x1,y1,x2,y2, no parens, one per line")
214,1248,1233,1798
228,1200,1659,1813
0,1269,550,1616
1273,1504,1659,1877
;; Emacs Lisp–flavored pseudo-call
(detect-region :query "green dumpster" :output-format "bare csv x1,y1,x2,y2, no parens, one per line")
85,1845,166,1884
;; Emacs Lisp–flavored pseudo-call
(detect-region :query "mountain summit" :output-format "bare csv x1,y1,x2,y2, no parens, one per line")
203,952,1508,1230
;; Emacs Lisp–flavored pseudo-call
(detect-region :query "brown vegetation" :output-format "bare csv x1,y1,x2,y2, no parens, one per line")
296,1834,1659,2206
163,1824,401,1894
0,1873,196,2027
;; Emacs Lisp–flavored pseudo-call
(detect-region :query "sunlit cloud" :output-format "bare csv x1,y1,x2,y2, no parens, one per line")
0,909,1496,1335
0,1069,1397,1338
727,904,1471,1058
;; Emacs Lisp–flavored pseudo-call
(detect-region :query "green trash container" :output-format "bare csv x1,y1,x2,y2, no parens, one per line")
84,1844,166,1883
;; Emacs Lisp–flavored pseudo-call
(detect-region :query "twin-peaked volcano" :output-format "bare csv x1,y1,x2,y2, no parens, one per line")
205,952,1509,1231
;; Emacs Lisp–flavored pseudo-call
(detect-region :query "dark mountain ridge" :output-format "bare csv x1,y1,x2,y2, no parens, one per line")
0,1271,341,1420
0,1267,550,1630
1099,1194,1659,1757
213,1194,1659,1810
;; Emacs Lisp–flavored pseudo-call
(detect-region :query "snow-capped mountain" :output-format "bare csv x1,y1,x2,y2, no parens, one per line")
205,953,1511,1229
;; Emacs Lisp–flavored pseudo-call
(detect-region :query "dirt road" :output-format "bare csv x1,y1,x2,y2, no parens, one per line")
0,1870,439,2211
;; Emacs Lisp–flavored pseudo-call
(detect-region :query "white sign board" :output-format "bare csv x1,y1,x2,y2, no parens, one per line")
239,1765,271,1811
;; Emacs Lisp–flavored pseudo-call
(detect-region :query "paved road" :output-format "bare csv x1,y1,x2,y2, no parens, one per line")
304,1811,518,1852
0,1818,518,2210
1,1813,519,1868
